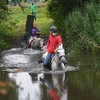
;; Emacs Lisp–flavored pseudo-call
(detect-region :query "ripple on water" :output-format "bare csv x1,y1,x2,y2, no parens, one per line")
0,48,43,68
23,48,43,55
2,54,31,67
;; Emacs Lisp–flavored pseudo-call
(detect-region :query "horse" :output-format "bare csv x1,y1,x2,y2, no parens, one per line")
42,45,67,72
28,37,44,49
21,36,45,50
51,52,67,71
9,71,42,100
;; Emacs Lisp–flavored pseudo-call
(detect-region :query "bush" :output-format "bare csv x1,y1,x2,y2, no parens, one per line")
0,0,17,51
64,1,100,55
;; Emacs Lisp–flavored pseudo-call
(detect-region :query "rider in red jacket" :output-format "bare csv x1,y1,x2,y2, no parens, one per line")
46,34,62,53
43,26,63,71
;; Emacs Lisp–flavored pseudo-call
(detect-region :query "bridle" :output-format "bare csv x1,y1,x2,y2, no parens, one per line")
51,52,66,70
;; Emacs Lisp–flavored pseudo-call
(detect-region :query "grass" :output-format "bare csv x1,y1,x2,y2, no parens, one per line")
8,2,53,36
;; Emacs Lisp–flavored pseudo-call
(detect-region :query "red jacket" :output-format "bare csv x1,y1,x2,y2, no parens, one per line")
48,89,60,100
46,34,62,53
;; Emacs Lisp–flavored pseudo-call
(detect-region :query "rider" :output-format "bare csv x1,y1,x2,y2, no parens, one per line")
29,1,36,20
29,23,40,37
42,26,66,71
28,24,40,48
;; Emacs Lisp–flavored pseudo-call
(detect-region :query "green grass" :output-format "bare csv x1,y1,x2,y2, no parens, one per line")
8,3,53,36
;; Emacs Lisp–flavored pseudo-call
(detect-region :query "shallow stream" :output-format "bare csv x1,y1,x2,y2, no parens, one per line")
0,48,100,100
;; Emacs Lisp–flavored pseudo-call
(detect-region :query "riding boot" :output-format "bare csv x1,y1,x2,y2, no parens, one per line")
47,64,52,71
43,64,52,71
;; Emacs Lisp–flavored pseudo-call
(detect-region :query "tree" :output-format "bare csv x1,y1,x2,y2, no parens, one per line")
46,0,90,31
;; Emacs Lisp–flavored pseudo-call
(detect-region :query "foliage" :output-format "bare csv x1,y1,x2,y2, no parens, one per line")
45,0,100,54
0,2,53,51
64,1,100,55
9,4,53,36
46,0,90,32
0,1,9,22
0,0,17,52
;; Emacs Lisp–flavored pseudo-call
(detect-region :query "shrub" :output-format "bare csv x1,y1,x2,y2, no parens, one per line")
64,1,100,55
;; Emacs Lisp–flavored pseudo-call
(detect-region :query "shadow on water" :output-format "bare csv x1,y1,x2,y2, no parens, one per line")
0,48,100,100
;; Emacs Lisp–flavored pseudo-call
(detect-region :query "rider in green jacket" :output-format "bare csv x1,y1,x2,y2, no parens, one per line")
29,1,36,20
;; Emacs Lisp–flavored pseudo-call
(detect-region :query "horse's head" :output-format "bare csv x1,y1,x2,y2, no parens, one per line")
51,48,67,71
57,46,67,64
57,44,67,63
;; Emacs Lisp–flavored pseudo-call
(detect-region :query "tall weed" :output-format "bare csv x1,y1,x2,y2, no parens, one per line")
64,1,100,55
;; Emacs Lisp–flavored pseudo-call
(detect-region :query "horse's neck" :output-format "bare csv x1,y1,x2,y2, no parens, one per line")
51,53,60,71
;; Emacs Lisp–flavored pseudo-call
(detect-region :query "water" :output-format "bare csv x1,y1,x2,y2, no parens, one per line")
67,54,100,100
0,48,100,100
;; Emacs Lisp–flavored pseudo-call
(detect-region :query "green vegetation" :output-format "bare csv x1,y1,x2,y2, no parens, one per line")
46,0,90,31
0,0,15,51
46,0,100,55
8,3,53,36
64,1,100,55
0,0,100,55
0,2,53,51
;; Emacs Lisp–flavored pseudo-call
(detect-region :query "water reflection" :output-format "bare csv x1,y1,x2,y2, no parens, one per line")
38,73,68,100
0,71,17,100
9,70,41,100
0,68,68,100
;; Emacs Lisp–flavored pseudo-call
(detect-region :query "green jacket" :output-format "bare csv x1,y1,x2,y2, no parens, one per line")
29,4,36,13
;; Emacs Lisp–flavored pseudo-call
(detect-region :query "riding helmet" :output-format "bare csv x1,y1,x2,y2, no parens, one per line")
50,26,57,33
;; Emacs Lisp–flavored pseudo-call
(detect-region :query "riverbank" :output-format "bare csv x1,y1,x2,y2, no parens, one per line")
0,2,53,51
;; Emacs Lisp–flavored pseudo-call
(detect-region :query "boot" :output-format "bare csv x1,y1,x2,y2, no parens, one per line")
43,64,52,71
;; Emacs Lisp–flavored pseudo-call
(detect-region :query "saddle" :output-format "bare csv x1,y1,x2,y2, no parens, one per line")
28,37,44,49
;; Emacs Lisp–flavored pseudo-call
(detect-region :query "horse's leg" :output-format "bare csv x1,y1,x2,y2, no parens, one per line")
60,63,65,70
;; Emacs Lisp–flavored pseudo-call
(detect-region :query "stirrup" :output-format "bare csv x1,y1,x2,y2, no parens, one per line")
43,68,50,72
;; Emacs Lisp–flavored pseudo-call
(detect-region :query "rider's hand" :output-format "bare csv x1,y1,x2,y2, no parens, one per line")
42,52,48,59
54,49,57,53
